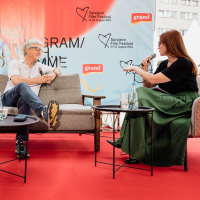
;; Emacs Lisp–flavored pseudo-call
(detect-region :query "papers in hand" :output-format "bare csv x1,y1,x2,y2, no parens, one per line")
152,87,178,98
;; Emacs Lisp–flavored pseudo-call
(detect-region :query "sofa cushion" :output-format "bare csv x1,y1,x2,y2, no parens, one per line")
39,74,82,105
0,74,8,94
59,104,93,115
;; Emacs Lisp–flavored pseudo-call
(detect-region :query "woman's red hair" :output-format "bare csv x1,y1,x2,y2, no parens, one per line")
160,30,198,78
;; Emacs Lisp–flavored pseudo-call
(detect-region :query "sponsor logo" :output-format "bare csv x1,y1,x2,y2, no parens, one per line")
83,64,103,76
76,7,111,22
80,79,104,92
98,33,111,48
81,64,104,92
98,33,133,49
120,60,133,75
120,59,153,83
131,13,152,25
76,7,89,22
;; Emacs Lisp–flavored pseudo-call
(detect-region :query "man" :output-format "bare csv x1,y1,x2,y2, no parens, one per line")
1,38,62,158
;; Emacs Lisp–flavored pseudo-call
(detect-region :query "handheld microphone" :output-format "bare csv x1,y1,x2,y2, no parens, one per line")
139,53,156,69
38,67,47,86
38,67,44,76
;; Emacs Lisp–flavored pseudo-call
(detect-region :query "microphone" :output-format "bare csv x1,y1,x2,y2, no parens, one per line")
38,67,47,86
38,67,44,76
139,53,156,69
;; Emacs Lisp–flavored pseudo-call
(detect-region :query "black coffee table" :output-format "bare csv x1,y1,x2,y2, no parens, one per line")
93,105,155,179
0,114,39,182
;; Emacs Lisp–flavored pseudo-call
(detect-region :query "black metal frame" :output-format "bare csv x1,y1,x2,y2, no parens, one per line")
0,114,39,182
94,105,155,179
0,125,29,183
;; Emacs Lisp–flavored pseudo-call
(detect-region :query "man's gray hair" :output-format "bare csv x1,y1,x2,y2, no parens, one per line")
23,38,42,57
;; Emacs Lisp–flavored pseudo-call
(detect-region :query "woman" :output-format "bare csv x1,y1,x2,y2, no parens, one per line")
107,30,199,167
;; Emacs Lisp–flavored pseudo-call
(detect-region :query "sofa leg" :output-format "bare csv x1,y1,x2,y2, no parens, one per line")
94,109,100,151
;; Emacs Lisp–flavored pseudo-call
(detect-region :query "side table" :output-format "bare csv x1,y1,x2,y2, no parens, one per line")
93,105,155,179
0,114,39,183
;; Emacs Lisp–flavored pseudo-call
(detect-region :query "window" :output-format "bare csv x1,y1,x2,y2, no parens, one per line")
158,28,164,35
170,0,177,3
159,0,177,4
159,10,165,17
158,10,177,18
194,1,198,6
180,0,186,5
180,30,187,36
180,12,198,19
171,11,176,18
180,0,198,6
186,12,190,19
158,28,170,36
166,11,170,17
192,13,198,19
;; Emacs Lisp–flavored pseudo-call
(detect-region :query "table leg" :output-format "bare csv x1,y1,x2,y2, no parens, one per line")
129,118,131,160
124,115,136,164
184,143,187,171
24,125,29,183
113,112,115,179
19,127,21,163
95,109,97,167
151,112,153,176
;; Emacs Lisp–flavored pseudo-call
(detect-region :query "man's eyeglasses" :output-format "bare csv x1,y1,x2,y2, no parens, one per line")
158,42,161,47
30,47,43,53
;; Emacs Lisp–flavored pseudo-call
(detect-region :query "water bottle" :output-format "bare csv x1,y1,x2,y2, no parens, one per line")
129,83,138,110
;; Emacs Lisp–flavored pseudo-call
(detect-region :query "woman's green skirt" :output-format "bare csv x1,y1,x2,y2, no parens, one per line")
115,87,199,167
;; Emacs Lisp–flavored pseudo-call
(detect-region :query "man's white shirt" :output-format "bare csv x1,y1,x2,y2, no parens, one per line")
4,59,54,96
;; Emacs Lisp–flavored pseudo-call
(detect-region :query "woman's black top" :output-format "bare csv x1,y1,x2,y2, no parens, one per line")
154,57,198,94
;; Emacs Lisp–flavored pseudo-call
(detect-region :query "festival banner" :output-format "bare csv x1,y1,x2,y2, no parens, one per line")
0,0,155,105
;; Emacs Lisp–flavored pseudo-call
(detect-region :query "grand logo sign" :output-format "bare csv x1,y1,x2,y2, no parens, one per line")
131,13,152,25
83,64,103,76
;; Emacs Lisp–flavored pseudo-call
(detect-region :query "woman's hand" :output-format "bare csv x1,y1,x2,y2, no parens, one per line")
123,65,136,72
141,57,151,71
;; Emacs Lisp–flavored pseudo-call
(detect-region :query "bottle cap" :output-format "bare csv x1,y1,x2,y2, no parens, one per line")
132,83,136,85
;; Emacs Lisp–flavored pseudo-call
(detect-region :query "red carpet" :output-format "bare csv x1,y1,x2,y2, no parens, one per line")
0,132,200,200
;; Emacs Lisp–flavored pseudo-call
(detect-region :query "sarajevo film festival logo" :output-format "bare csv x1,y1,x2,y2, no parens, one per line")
83,64,103,76
98,33,111,48
76,7,89,22
120,60,133,75
131,13,152,25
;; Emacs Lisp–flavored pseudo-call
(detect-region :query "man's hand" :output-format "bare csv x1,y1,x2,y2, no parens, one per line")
46,72,57,82
38,73,56,84
39,75,52,84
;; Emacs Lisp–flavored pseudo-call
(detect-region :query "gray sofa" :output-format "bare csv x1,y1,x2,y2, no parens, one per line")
0,73,105,151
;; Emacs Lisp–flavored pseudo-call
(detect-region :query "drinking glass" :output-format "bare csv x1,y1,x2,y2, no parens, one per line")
0,108,3,121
